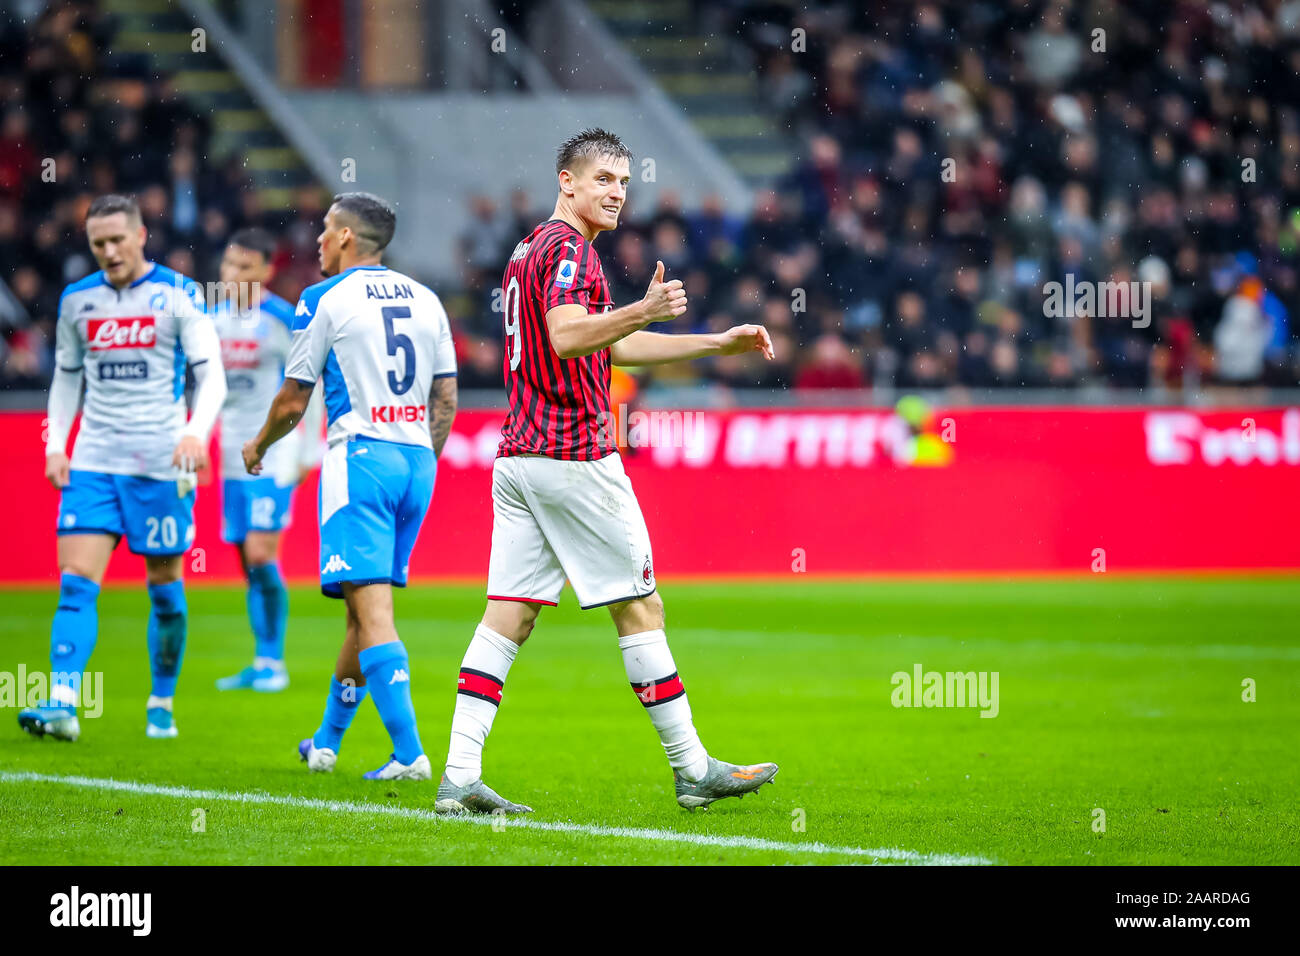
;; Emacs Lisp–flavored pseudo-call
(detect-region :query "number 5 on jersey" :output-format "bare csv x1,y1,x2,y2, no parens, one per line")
383,306,415,394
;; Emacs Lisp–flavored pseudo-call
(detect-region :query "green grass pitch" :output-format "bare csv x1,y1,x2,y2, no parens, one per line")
1,577,1297,865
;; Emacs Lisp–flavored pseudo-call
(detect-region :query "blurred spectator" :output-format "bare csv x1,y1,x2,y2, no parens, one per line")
795,334,866,390
1214,278,1272,384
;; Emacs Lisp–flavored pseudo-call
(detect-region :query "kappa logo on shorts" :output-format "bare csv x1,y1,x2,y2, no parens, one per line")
322,554,353,574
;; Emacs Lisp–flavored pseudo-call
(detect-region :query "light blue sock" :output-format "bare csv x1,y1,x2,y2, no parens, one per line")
49,573,100,707
247,563,288,662
147,580,187,698
359,641,423,765
313,676,369,753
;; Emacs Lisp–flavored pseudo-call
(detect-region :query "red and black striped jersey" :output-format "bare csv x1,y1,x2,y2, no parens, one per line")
497,219,616,461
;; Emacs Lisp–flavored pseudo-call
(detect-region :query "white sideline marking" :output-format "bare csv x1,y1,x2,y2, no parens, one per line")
691,630,1300,662
0,771,992,866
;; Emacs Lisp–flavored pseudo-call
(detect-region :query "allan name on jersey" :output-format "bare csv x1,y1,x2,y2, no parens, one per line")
365,282,415,300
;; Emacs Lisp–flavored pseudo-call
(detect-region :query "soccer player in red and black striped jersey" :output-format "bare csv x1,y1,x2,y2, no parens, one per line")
435,129,780,815
497,216,616,459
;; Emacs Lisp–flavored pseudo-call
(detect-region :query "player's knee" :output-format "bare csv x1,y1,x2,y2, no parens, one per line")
483,600,541,645
56,572,99,610
59,560,103,584
57,535,113,584
243,534,278,568
505,607,540,645
640,591,665,627
610,592,664,633
145,557,183,587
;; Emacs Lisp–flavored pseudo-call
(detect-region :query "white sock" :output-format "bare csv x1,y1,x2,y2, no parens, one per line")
146,695,173,712
445,623,518,787
619,629,708,781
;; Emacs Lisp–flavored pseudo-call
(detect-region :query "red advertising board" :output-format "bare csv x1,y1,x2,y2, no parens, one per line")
2,406,1297,585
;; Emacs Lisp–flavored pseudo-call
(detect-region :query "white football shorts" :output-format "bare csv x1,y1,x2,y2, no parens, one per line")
486,452,657,609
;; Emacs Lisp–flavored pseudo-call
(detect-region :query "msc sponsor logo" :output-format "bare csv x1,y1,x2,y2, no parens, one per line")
371,404,426,423
87,316,156,351
98,361,148,381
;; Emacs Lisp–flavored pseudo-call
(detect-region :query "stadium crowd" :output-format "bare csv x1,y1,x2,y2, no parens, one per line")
5,0,1300,395
0,0,327,390
454,0,1300,393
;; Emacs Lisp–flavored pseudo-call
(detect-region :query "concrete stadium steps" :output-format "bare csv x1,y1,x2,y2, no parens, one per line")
101,0,315,209
584,0,794,186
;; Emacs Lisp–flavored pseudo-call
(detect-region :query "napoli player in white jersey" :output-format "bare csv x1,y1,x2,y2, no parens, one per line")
19,194,227,742
243,193,458,781
211,228,323,693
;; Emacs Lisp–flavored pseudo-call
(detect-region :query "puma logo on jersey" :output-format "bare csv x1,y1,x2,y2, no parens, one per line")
371,404,426,422
388,669,410,685
322,554,353,574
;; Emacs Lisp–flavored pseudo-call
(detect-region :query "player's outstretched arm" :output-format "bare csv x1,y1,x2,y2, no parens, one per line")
244,378,314,475
610,324,775,366
548,260,687,359
428,375,458,458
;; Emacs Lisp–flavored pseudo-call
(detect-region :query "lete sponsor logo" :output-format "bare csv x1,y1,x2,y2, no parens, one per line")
1145,409,1300,465
221,339,259,369
87,316,156,351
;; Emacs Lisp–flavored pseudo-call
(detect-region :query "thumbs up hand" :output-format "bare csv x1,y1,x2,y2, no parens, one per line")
640,260,688,323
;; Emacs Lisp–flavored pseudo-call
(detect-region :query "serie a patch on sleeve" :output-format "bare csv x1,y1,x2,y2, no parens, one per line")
554,259,578,288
